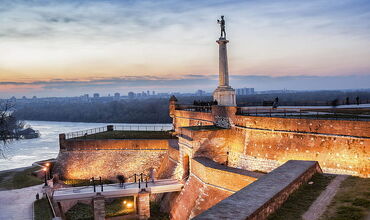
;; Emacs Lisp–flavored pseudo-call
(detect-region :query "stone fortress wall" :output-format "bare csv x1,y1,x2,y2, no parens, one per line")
56,136,177,180
158,144,262,220
171,103,370,178
54,100,369,219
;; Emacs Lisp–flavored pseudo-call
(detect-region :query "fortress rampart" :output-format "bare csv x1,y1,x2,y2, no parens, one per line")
167,156,261,220
171,103,370,177
56,135,177,180
195,160,322,220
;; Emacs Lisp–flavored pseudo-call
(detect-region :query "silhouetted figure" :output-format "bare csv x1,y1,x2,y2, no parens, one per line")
331,99,339,108
272,97,279,108
356,96,360,105
345,97,350,105
117,175,125,188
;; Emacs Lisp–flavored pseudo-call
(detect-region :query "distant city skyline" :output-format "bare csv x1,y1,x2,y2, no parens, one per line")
1,0,370,98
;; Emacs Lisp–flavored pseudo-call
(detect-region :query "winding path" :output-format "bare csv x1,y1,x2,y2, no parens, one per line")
0,184,43,220
302,175,348,220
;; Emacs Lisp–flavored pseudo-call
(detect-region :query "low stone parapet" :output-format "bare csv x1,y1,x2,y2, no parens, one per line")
194,160,322,220
191,157,261,192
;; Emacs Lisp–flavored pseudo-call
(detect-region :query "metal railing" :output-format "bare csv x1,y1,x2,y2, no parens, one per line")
65,126,107,139
65,124,173,140
113,124,172,131
236,107,370,121
175,104,212,113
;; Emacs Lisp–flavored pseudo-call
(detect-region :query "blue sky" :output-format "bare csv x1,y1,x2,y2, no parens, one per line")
0,0,370,97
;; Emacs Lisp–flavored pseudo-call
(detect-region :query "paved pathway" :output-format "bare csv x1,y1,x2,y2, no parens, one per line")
302,175,348,220
54,179,183,201
0,184,43,220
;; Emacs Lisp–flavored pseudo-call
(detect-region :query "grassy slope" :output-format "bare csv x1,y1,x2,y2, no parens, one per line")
268,173,335,220
0,166,43,190
320,176,370,220
65,203,93,220
34,198,53,220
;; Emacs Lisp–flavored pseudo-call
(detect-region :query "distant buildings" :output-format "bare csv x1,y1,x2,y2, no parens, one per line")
195,90,206,96
93,93,100,98
236,88,254,95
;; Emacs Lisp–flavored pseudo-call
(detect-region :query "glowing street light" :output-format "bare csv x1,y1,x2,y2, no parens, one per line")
126,202,133,208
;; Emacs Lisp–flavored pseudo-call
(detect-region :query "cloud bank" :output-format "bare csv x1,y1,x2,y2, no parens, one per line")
1,74,369,98
0,0,370,97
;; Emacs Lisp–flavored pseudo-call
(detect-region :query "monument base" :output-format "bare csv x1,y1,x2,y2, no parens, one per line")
213,86,236,106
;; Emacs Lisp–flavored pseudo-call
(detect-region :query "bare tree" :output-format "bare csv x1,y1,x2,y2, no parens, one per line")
0,100,24,157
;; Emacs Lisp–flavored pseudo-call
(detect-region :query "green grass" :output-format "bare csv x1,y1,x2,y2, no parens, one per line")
74,130,176,140
268,173,335,220
183,125,223,131
34,198,53,220
105,197,135,217
320,176,370,220
65,203,93,220
63,179,113,187
64,198,169,219
149,201,170,220
0,166,43,189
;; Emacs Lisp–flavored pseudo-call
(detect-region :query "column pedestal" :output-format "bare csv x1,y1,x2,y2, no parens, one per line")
213,86,236,106
137,192,150,219
93,194,105,220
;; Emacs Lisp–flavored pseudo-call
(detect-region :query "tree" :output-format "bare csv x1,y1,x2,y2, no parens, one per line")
0,100,25,157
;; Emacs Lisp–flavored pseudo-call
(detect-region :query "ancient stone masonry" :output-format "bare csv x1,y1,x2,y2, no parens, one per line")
56,150,167,180
55,138,175,180
93,194,105,220
137,192,150,219
194,160,322,220
170,98,370,177
212,19,236,106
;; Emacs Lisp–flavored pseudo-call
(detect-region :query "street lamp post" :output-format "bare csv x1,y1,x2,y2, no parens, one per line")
45,163,50,179
45,162,52,179
100,177,103,192
91,177,96,192
43,167,47,186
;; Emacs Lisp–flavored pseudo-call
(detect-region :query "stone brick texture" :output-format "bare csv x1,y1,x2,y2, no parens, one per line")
171,105,370,177
167,155,260,219
194,161,322,220
93,195,105,220
137,192,150,219
56,139,178,180
55,150,167,180
169,175,232,220
191,158,259,192
60,139,172,151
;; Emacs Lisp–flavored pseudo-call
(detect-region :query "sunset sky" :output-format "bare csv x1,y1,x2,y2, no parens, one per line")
1,0,370,98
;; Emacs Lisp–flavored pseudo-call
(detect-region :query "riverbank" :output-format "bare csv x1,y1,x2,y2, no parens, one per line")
0,165,43,190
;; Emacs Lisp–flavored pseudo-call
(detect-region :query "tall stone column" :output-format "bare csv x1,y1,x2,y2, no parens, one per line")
213,38,236,106
217,39,229,87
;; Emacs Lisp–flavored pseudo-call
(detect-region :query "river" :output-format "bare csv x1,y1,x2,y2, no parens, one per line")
0,121,172,171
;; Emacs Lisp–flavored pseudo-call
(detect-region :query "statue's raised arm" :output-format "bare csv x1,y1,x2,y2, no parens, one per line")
217,15,226,39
